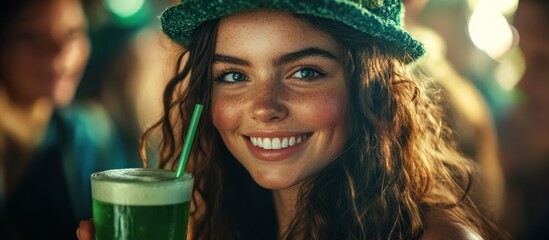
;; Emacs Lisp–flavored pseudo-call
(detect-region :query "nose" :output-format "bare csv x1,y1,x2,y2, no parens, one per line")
250,80,289,123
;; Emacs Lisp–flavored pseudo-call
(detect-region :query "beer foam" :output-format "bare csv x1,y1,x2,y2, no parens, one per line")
91,168,193,206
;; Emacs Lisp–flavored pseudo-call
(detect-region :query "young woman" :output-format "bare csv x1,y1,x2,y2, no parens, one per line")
78,0,507,239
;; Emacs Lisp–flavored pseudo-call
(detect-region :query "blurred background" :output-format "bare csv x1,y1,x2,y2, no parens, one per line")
76,0,180,166
407,1,548,239
0,0,547,239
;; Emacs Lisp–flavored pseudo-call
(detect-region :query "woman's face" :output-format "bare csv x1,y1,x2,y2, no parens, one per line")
212,10,350,190
0,0,90,106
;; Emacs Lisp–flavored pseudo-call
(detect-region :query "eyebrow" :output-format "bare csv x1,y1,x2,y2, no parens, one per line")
213,54,250,66
276,47,338,65
213,47,338,67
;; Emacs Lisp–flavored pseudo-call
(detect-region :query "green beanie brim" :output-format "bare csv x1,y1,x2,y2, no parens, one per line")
160,0,425,63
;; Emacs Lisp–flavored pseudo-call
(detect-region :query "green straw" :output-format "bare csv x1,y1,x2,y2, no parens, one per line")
176,104,203,178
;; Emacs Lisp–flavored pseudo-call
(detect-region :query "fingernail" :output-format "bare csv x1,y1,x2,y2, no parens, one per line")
76,228,81,239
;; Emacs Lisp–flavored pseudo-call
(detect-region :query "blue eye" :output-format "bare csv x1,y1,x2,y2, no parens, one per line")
292,68,323,80
220,72,248,83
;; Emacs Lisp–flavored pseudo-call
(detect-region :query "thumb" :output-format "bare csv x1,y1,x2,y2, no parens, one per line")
76,219,95,240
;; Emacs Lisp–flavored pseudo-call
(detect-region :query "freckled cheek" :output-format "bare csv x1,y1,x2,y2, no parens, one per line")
211,93,244,133
299,90,349,129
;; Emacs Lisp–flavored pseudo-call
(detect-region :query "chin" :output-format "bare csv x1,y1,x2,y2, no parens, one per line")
249,172,302,190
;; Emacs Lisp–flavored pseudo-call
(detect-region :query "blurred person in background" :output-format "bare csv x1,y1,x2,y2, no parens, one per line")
403,0,505,219
76,0,177,167
414,0,512,128
0,0,138,239
499,0,549,238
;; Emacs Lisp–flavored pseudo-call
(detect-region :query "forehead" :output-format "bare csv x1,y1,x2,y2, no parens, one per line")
215,10,339,52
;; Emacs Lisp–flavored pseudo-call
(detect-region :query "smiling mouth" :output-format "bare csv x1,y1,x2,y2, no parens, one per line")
249,134,309,150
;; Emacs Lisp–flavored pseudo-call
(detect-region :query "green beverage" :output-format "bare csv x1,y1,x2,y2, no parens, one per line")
91,168,193,240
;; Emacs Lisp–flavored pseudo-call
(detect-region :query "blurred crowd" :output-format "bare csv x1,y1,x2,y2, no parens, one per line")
409,0,549,238
0,0,547,239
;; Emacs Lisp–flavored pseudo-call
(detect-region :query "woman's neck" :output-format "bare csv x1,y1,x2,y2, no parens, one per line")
272,184,301,239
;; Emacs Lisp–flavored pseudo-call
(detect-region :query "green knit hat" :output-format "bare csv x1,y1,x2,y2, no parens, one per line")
160,0,425,62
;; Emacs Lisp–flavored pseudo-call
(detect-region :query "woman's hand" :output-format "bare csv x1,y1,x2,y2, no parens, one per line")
76,219,95,240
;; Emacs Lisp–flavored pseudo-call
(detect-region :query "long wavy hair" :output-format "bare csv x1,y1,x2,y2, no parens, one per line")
141,14,505,240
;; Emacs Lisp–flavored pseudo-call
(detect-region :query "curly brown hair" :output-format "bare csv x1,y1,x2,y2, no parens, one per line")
141,14,506,240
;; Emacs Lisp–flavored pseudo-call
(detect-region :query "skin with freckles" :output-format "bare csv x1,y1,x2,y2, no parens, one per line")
212,10,349,191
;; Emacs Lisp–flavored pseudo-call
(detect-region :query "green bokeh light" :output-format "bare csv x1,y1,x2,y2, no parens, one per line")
105,0,144,18
103,0,150,26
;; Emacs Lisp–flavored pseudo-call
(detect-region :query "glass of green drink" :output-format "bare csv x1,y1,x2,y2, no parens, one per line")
91,168,193,240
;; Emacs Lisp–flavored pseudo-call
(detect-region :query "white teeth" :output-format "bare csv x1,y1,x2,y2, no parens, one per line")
289,137,296,146
250,135,308,150
263,138,272,149
272,138,281,149
281,138,288,148
257,138,263,147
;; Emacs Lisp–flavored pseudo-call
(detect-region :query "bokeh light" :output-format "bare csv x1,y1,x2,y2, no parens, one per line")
469,0,518,15
468,1,515,60
104,0,145,18
494,50,524,91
